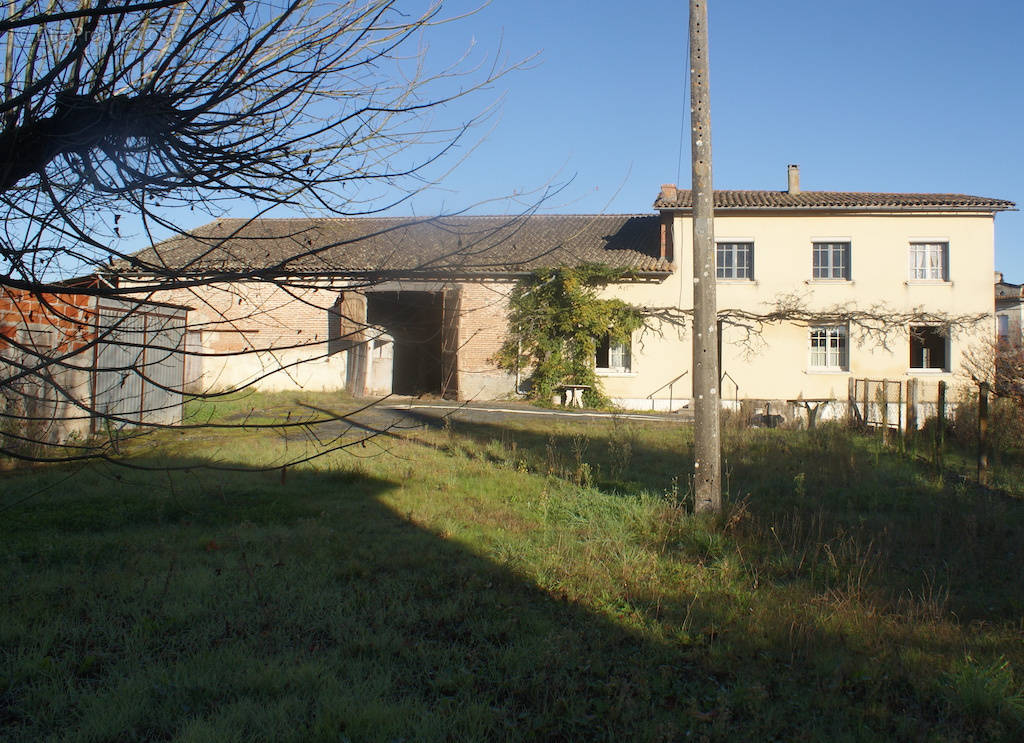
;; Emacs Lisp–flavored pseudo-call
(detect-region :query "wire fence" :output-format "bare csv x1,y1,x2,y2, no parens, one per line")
847,377,1012,486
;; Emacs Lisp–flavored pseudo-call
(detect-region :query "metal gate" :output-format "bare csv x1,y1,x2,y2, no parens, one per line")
92,300,188,430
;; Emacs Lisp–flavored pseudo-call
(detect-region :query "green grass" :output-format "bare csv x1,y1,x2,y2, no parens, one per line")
2,399,1023,741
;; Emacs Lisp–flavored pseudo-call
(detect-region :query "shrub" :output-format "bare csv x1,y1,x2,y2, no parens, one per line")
951,389,1024,456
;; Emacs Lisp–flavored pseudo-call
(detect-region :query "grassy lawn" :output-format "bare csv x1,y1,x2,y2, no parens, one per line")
2,395,1023,741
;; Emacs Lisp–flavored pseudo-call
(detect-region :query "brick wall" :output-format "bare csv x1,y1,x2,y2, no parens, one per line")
455,281,515,399
140,278,518,399
1,286,98,445
0,286,97,353
141,280,354,392
148,281,344,354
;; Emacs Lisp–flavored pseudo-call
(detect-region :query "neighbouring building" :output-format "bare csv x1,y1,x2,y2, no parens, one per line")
995,272,1024,346
108,167,1014,419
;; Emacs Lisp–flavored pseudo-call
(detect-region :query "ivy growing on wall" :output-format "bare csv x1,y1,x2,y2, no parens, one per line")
495,265,646,406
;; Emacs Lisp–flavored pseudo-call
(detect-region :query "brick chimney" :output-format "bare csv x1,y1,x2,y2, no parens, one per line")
659,183,678,204
787,164,800,194
659,212,674,263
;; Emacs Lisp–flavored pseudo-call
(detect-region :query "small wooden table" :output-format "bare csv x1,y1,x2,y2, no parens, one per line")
787,398,833,429
559,384,591,408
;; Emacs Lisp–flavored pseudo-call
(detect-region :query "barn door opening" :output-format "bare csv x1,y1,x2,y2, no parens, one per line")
366,291,445,396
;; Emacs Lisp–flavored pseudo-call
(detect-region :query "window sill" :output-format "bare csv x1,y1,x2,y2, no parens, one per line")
716,279,758,285
805,279,853,285
908,368,950,375
596,370,637,378
905,280,952,287
806,369,850,375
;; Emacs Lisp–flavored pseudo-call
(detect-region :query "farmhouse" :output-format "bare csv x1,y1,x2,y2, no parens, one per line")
110,167,1014,414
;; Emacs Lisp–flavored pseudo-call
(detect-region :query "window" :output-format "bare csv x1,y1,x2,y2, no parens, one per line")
809,325,848,370
909,242,948,281
812,242,850,280
997,314,1010,344
595,336,631,373
909,326,948,370
716,242,754,280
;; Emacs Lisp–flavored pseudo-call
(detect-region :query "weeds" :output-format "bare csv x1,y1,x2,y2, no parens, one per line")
1,401,1022,741
943,655,1024,728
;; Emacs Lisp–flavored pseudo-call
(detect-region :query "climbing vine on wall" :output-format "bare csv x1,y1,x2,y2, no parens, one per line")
495,265,646,406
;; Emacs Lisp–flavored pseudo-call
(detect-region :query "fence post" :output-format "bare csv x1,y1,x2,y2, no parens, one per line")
881,379,890,446
861,379,869,428
897,381,904,452
978,381,989,485
936,380,947,474
847,377,856,425
905,378,918,450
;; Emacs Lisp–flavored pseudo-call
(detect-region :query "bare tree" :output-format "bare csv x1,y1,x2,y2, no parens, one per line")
0,0,522,464
1,0,513,286
642,293,989,352
962,337,1024,407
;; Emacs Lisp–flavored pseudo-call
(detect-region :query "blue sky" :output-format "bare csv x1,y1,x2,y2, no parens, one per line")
392,0,1024,281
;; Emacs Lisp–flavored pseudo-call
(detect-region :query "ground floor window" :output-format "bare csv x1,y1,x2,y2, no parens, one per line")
595,336,631,373
809,325,848,370
909,326,948,370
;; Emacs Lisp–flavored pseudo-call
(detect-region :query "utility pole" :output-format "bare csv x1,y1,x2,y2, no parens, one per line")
689,0,721,513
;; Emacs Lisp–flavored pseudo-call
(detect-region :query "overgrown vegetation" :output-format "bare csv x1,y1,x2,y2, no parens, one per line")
2,397,1023,740
952,389,1024,462
495,265,646,406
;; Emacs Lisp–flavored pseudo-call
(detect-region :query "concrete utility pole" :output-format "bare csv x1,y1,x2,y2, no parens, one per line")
689,0,721,513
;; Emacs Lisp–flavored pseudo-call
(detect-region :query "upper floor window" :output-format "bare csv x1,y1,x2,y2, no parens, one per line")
909,242,948,281
595,335,631,374
716,242,754,280
809,325,848,370
812,242,850,280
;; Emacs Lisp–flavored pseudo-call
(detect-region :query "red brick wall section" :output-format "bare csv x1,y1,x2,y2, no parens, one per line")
138,281,343,356
0,286,96,353
456,282,512,371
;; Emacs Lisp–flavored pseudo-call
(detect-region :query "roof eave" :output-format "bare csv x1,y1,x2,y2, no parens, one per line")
113,267,675,283
655,204,1015,215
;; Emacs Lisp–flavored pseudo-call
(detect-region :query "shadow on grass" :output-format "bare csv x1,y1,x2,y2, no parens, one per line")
1,447,1020,741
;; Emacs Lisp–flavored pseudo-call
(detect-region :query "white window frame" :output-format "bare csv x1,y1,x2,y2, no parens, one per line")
716,241,754,280
812,241,851,280
909,242,949,281
595,336,632,375
808,324,848,371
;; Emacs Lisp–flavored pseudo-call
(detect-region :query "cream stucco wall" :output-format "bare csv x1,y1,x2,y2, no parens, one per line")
598,210,996,409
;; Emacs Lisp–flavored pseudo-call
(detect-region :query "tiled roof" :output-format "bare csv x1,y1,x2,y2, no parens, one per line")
117,215,671,276
654,189,1015,212
996,281,1023,299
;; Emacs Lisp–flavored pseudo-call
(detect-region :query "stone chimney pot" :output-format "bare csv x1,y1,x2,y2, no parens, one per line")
787,164,800,194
